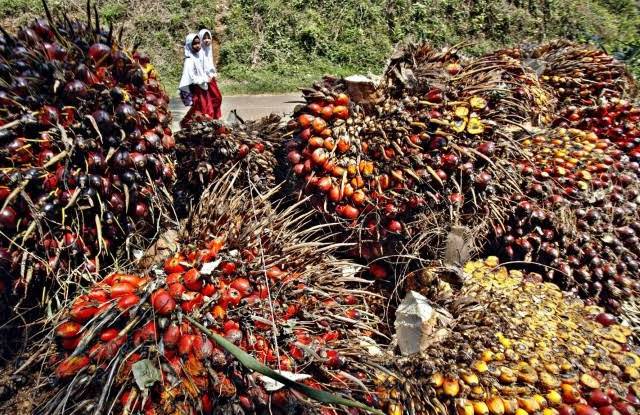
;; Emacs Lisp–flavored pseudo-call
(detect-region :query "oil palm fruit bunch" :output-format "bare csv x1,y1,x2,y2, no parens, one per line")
14,173,383,415
383,43,556,131
375,257,640,415
173,115,283,217
553,98,640,160
0,2,175,302
488,127,640,313
283,70,530,265
521,41,637,107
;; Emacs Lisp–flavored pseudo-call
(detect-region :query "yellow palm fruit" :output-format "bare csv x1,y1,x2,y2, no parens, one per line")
625,366,640,380
473,401,490,415
517,365,539,384
499,367,517,384
431,372,444,387
503,398,518,415
517,397,540,413
487,396,505,415
493,352,506,362
533,394,547,409
543,408,559,415
388,404,402,415
481,350,494,362
484,257,499,268
470,385,487,400
515,409,529,415
473,360,489,373
546,390,562,407
580,373,601,389
457,399,475,415
462,372,480,386
444,377,461,397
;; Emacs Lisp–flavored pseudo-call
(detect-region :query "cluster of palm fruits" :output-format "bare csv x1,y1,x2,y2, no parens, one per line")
173,116,283,217
488,126,640,312
34,178,383,415
514,41,637,106
0,6,174,301
283,74,529,262
553,98,640,160
375,257,640,415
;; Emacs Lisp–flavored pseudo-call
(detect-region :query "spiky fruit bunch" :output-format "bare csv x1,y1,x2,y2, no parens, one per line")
0,6,174,301
553,98,640,160
284,74,527,263
522,40,637,106
376,258,640,415
173,116,283,217
489,127,640,312
32,175,382,415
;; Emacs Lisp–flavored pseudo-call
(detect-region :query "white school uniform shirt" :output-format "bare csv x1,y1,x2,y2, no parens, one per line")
198,29,218,81
178,33,208,92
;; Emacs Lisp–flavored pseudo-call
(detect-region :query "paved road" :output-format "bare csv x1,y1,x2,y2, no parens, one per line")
170,93,302,131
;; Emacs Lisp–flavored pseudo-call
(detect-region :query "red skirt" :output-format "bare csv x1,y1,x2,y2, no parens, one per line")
180,85,213,128
208,78,222,120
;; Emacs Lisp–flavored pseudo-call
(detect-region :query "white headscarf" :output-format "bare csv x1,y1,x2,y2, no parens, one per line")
178,33,208,92
198,28,217,80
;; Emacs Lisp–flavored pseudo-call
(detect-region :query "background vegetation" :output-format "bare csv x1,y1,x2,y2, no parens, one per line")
1,0,639,96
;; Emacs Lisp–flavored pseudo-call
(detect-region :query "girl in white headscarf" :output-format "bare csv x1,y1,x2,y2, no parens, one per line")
178,33,212,127
198,29,223,119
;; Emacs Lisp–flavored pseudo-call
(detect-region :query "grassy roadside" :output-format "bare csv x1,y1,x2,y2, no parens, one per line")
1,0,639,97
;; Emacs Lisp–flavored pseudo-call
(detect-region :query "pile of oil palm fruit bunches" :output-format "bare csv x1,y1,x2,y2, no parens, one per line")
0,2,175,313
2,3,640,415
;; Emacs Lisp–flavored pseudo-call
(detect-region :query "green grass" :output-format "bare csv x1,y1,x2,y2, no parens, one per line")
1,0,638,96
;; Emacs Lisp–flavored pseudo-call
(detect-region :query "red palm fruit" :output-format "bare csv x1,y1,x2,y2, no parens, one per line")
614,403,636,415
223,320,240,332
335,93,350,106
336,204,360,219
180,293,204,313
369,263,389,279
69,303,99,322
307,103,322,115
312,117,327,133
267,266,284,281
56,355,90,378
112,274,145,287
193,335,214,359
202,395,214,414
320,104,334,120
151,289,176,315
328,185,342,202
559,405,576,415
134,321,158,345
598,406,622,415
590,390,612,407
100,328,119,342
386,220,402,233
163,324,181,349
110,282,136,298
56,321,81,338
298,114,314,128
333,105,349,119
595,313,616,326
164,255,186,274
222,288,242,307
117,294,140,311
325,349,344,368
221,261,237,275
575,405,599,415
426,89,443,103
166,272,183,285
311,148,328,165
299,127,312,141
230,278,252,296
201,283,216,297
178,334,196,355
183,268,202,291
238,395,254,412
317,176,332,193
168,282,186,299
60,336,81,351
563,384,581,403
